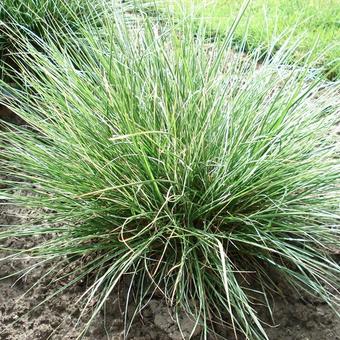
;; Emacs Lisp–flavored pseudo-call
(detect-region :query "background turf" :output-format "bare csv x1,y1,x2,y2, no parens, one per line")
159,0,340,79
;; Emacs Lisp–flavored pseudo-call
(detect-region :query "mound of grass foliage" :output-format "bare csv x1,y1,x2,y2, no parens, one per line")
153,0,340,79
0,5,339,339
0,0,109,80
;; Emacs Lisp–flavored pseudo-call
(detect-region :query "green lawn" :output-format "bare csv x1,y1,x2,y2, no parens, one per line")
159,0,340,79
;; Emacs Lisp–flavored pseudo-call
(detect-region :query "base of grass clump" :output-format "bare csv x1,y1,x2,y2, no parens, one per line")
0,5,339,340
0,214,339,339
0,198,339,339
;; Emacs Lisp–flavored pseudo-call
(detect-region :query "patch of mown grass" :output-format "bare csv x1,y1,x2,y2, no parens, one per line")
154,0,340,79
0,5,339,340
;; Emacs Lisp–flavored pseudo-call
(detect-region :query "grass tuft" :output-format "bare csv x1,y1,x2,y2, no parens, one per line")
1,5,339,339
0,0,121,80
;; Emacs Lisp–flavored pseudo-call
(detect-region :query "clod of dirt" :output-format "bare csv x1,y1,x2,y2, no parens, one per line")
148,300,202,339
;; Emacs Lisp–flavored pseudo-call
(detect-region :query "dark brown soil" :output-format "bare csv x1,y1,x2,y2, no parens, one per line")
0,105,24,125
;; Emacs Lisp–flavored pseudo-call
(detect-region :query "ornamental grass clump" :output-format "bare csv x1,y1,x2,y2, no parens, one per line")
0,0,119,80
0,7,339,340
